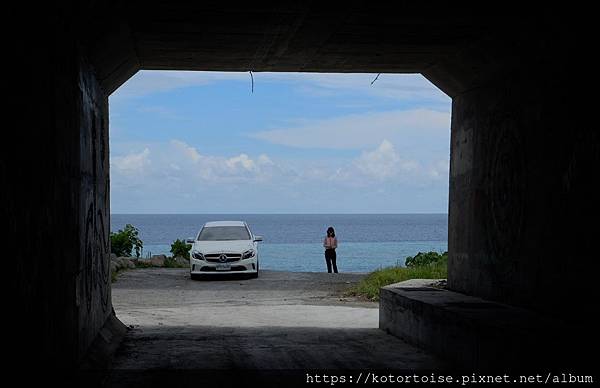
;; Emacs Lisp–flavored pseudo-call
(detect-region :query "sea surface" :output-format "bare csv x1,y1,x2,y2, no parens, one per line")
111,214,448,273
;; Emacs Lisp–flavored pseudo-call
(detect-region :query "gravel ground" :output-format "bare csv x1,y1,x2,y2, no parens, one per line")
110,269,444,373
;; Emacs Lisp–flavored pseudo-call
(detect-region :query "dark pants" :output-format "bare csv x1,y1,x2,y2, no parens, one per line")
325,249,338,273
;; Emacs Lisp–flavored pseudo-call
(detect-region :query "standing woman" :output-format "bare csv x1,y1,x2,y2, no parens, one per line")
323,226,339,273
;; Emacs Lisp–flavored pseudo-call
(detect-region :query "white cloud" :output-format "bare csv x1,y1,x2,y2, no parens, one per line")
257,154,273,165
225,154,256,172
109,140,449,190
251,109,450,150
160,140,284,184
111,148,150,174
109,140,449,213
355,140,405,180
320,140,449,187
171,139,201,162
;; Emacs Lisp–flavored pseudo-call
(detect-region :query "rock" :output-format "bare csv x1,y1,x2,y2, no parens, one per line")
174,256,190,266
110,253,118,261
123,259,136,269
112,259,122,269
115,256,130,269
110,261,118,274
430,279,447,289
150,254,166,267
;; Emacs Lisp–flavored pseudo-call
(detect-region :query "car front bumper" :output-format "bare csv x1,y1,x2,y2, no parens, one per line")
190,257,258,274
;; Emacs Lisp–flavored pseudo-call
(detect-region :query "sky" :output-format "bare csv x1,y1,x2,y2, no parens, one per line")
109,71,451,214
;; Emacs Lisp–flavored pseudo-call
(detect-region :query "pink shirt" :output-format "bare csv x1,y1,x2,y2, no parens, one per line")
323,236,338,249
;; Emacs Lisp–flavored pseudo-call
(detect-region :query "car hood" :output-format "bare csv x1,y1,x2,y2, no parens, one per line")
192,240,255,254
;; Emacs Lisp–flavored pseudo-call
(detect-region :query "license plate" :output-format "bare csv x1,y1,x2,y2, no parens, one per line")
215,263,231,271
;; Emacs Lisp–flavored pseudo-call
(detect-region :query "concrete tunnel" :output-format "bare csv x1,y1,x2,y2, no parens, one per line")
5,1,598,373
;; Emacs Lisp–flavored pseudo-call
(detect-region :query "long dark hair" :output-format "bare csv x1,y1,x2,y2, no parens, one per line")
326,226,335,238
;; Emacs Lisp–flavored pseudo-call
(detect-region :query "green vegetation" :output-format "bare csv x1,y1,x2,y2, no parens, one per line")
345,251,448,301
404,251,447,267
134,260,153,269
110,224,143,257
170,239,192,259
163,257,188,268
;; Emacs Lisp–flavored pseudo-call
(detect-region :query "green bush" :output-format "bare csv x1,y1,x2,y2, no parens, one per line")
404,251,448,267
110,224,143,257
170,239,192,258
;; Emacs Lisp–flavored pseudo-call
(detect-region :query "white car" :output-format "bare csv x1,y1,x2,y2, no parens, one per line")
188,221,262,279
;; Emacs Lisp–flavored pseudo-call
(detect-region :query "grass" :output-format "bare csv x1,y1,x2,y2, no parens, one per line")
163,257,188,268
345,260,448,301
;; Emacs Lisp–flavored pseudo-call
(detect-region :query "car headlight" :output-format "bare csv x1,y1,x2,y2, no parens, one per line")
242,249,256,259
192,251,205,261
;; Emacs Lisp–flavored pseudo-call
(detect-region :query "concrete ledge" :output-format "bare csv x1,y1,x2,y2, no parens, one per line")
79,313,128,370
379,280,580,371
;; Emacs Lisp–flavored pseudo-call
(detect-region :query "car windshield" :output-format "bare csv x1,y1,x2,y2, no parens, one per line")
197,226,251,241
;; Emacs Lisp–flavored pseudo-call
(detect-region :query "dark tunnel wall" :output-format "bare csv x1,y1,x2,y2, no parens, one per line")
6,7,112,367
77,56,112,362
447,29,599,320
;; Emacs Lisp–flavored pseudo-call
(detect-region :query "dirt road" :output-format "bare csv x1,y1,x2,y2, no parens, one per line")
110,269,443,372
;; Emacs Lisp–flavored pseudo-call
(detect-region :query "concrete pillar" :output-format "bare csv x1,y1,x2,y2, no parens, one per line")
5,9,112,367
447,33,599,322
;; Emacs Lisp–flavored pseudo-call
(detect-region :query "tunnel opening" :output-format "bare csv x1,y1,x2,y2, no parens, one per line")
106,70,452,370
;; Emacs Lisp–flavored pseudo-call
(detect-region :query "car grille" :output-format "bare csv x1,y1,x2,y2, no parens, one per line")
199,265,247,272
204,253,242,263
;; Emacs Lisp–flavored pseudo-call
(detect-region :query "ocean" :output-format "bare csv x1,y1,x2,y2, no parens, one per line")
110,214,448,273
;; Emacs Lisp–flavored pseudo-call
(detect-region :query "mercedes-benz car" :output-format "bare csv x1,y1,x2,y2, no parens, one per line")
188,221,262,279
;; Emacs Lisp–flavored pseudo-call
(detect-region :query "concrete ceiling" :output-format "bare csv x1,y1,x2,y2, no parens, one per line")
83,2,554,96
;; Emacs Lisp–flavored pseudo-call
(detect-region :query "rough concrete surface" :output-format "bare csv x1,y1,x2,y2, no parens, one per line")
380,279,592,371
110,269,444,371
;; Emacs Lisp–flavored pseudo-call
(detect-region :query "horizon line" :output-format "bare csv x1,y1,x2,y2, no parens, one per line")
111,212,448,215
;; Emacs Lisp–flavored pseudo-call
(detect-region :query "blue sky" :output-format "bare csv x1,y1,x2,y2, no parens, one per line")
109,71,451,214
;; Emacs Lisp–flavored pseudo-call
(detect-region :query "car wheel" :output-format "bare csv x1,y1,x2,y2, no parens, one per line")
191,273,201,281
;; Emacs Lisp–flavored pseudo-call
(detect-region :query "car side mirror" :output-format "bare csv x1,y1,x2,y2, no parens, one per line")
254,235,263,242
186,238,195,244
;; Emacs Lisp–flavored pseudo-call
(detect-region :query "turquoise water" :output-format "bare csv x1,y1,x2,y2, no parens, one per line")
137,241,447,273
112,214,448,273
